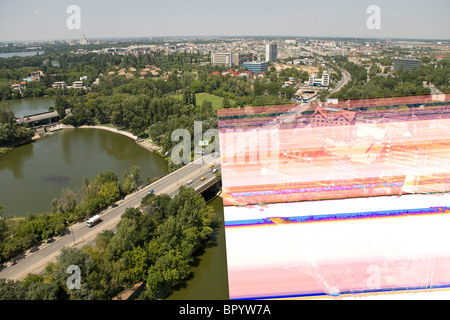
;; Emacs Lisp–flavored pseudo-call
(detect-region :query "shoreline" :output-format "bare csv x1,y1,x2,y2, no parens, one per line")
31,123,165,155
64,124,164,154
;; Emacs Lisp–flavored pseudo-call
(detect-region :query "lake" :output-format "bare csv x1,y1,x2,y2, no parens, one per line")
6,97,55,116
0,128,169,217
0,51,44,59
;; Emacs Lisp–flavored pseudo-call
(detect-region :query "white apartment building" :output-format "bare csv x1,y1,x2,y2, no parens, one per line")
309,71,330,87
265,43,277,63
211,52,239,67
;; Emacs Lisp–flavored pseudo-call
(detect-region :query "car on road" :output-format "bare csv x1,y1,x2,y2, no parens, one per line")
147,189,154,194
212,168,218,173
200,176,206,181
171,194,176,199
186,180,193,185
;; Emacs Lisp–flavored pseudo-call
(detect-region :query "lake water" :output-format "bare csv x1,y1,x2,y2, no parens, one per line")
0,51,44,59
6,97,55,116
0,128,169,217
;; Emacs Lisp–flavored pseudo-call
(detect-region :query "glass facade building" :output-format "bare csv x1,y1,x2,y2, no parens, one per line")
242,62,269,74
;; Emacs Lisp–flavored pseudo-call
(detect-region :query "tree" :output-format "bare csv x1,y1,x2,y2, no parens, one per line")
54,91,68,118
130,165,142,186
54,247,96,300
0,279,26,300
23,280,65,300
119,246,149,285
222,97,230,108
0,106,14,125
106,218,139,260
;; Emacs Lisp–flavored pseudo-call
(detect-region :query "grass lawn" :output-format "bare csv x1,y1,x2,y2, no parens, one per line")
195,93,225,108
172,92,234,108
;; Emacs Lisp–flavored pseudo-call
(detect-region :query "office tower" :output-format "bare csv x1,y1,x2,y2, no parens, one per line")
265,43,277,63
393,57,421,72
211,52,239,67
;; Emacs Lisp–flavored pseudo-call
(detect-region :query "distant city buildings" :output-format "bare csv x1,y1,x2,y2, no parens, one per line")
393,57,421,72
265,43,277,63
242,61,269,74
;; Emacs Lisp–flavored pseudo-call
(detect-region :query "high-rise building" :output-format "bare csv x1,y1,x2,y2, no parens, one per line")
265,43,277,63
322,71,330,87
393,57,421,72
211,52,239,67
80,35,88,45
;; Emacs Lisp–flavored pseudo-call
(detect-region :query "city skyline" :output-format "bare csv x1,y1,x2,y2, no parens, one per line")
1,0,450,42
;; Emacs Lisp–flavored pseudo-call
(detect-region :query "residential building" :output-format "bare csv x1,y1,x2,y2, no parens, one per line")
52,81,67,89
310,106,356,127
30,70,43,80
242,61,269,74
265,43,277,62
72,81,84,89
11,83,23,94
393,57,421,72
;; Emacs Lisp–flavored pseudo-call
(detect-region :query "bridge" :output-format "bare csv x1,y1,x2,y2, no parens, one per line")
16,110,60,127
0,154,221,280
16,110,63,135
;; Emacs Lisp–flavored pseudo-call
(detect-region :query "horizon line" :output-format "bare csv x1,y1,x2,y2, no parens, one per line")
2,34,450,44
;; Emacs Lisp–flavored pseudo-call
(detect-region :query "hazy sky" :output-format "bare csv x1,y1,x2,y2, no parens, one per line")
1,0,449,41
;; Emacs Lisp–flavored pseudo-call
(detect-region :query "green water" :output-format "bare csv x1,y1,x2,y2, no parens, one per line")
6,97,55,116
0,128,168,217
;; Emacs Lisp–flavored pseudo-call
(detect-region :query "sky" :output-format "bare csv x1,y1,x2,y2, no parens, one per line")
0,0,449,42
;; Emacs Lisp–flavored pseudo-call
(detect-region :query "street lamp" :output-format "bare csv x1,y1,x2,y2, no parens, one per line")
71,227,75,245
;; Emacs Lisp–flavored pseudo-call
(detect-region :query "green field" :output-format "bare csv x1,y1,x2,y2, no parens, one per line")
195,93,225,108
172,92,232,108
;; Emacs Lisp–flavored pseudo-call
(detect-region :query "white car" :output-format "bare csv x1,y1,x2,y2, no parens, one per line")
186,180,193,185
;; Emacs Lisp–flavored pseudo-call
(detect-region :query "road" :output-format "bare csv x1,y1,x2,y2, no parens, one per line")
330,67,351,94
0,154,221,281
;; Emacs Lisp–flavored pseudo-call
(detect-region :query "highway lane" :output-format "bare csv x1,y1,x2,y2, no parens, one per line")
0,154,221,280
